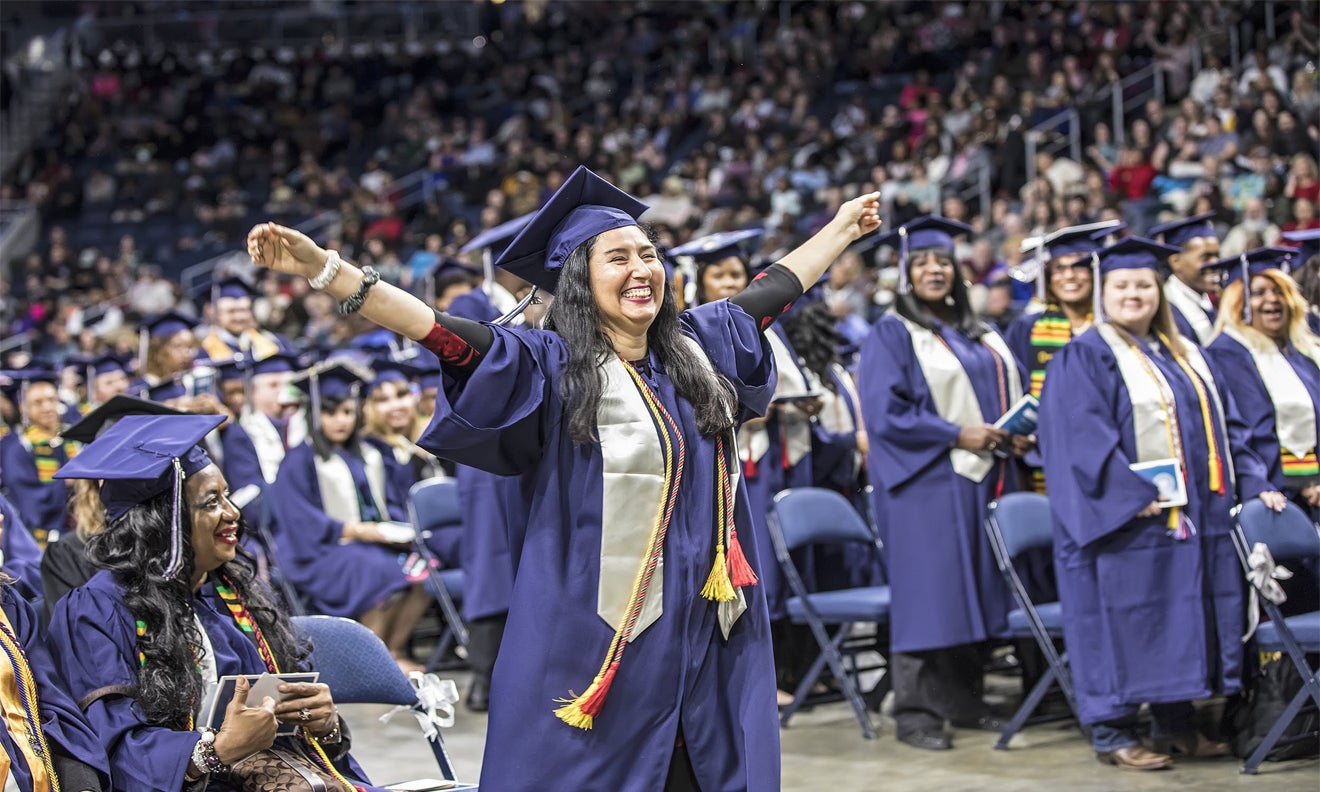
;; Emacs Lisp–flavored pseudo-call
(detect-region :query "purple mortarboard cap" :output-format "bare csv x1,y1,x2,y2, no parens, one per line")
493,166,649,295
1282,227,1320,262
369,355,427,391
64,394,186,444
215,355,248,383
1203,246,1296,322
214,276,261,301
669,229,764,263
249,351,297,378
145,379,188,403
142,311,198,339
1149,212,1218,247
88,354,127,378
417,360,441,391
1024,221,1121,301
55,413,225,579
292,361,368,401
1091,237,1181,321
0,367,57,400
460,212,536,255
868,215,973,294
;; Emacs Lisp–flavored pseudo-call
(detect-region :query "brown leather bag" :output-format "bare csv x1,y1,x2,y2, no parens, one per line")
224,747,351,792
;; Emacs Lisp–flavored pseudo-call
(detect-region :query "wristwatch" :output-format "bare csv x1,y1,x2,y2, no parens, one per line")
190,728,230,777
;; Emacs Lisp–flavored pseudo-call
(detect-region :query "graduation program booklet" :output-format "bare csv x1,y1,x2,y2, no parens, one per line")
1129,459,1188,508
992,394,1039,436
198,672,319,736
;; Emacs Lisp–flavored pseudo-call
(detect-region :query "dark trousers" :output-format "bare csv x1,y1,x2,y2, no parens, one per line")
466,613,506,683
892,644,991,734
664,739,701,792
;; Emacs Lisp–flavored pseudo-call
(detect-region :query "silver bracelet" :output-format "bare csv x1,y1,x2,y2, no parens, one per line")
309,249,343,290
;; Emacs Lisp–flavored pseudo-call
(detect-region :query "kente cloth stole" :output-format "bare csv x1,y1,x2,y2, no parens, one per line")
1027,307,1079,398
20,427,77,485
0,607,59,791
313,444,389,527
556,337,752,731
1097,323,1235,535
1222,326,1320,480
898,317,1023,483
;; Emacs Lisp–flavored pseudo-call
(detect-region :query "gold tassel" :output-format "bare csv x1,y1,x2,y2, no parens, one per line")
553,659,620,730
700,544,736,602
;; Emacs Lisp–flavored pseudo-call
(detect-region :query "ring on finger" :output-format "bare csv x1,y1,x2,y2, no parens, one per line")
299,707,312,722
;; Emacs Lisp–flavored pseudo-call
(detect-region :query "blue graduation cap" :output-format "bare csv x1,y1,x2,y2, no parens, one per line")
1022,221,1121,302
1149,212,1218,247
417,359,441,392
213,276,261,302
64,394,186,444
1091,237,1181,321
291,361,370,433
1282,227,1320,262
1202,247,1297,322
249,351,297,378
460,212,537,255
868,215,974,294
369,355,427,391
493,166,650,295
215,355,249,383
0,367,57,402
141,311,198,339
55,413,225,579
669,229,764,263
145,379,187,403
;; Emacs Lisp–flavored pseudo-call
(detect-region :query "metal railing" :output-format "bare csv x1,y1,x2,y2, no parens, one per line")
1024,108,1081,186
0,28,82,178
0,201,39,283
1109,64,1165,146
940,158,992,219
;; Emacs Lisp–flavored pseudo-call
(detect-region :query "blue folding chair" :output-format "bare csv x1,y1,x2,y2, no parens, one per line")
408,478,470,667
1232,499,1320,775
294,615,471,786
984,493,1081,749
770,487,891,739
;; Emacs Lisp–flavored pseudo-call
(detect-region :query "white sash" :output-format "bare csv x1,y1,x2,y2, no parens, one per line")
738,330,814,467
240,410,287,485
1164,279,1215,345
818,363,863,474
596,336,746,642
313,443,390,526
899,317,1023,483
1097,323,1236,487
1222,326,1320,459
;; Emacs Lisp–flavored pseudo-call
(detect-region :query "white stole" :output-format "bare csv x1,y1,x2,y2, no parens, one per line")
1164,279,1215,345
1097,323,1236,487
596,336,746,642
738,330,814,468
899,317,1023,483
313,443,389,526
818,363,863,474
240,410,288,485
1222,326,1320,459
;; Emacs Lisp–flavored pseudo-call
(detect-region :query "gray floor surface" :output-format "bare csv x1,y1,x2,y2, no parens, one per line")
343,669,1317,792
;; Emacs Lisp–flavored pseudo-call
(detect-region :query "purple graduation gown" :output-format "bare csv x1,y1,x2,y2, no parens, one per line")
447,287,521,621
268,443,412,619
1204,333,1320,494
49,571,380,791
1038,329,1272,724
857,315,1016,653
1169,301,1216,346
0,493,44,601
1,585,109,790
418,300,780,792
0,431,71,540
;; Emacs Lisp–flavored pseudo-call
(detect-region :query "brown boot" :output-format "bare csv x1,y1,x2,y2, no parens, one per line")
1151,732,1230,758
1095,745,1174,770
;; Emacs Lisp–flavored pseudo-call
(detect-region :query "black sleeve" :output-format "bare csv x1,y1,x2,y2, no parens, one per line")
417,310,495,375
52,745,105,792
728,263,805,329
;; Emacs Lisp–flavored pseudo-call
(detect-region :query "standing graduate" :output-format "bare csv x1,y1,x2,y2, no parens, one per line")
219,352,302,512
0,368,77,546
1203,247,1320,513
48,414,381,792
0,578,109,791
246,166,880,792
1150,212,1221,345
857,216,1031,751
268,362,431,673
1038,237,1284,770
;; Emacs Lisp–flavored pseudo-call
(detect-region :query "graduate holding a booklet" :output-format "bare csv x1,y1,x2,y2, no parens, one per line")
1038,238,1287,772
46,414,386,791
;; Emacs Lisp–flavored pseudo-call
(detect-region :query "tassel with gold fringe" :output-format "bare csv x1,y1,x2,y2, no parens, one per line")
701,543,736,602
554,659,622,730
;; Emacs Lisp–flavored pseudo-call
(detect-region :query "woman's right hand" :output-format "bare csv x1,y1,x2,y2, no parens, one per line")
1302,484,1320,507
954,425,1009,453
213,676,278,765
247,222,328,280
1136,501,1162,518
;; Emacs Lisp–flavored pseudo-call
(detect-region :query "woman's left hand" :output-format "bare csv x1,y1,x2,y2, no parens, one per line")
830,192,882,242
1258,491,1288,513
275,682,338,737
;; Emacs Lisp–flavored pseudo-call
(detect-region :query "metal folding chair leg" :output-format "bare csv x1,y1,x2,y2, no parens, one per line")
781,621,876,739
1241,672,1320,774
415,538,469,650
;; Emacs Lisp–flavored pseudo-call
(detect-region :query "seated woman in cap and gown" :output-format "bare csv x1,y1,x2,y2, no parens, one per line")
361,356,442,499
218,353,304,515
48,414,384,792
1150,212,1222,346
0,368,78,546
0,572,109,791
268,362,432,673
1038,237,1285,770
857,216,1031,752
246,166,880,792
130,312,200,400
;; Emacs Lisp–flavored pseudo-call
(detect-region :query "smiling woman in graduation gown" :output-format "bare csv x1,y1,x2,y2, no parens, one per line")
1038,238,1282,769
245,167,880,792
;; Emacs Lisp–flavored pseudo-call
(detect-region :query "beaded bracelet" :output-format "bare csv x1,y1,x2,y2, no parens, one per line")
339,267,380,315
310,249,343,290
191,728,229,775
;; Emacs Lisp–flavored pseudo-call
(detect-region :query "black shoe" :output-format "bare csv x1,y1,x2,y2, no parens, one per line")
897,729,952,750
951,714,1007,732
465,676,490,712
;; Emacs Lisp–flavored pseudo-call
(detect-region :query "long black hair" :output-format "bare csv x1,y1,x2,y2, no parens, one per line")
87,493,310,729
544,231,739,444
310,393,362,461
782,301,844,389
892,247,987,339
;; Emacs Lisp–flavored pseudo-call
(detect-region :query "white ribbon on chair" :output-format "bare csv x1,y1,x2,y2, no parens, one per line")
1242,542,1293,642
378,672,459,740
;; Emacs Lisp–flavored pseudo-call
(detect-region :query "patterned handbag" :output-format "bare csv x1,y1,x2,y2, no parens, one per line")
224,747,352,792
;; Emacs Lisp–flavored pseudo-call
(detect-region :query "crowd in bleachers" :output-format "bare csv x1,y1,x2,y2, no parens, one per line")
1,1,1319,789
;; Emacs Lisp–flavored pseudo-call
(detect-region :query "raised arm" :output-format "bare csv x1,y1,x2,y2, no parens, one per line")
773,192,880,291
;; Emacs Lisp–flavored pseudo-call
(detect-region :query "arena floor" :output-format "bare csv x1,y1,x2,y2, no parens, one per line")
343,668,1315,791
